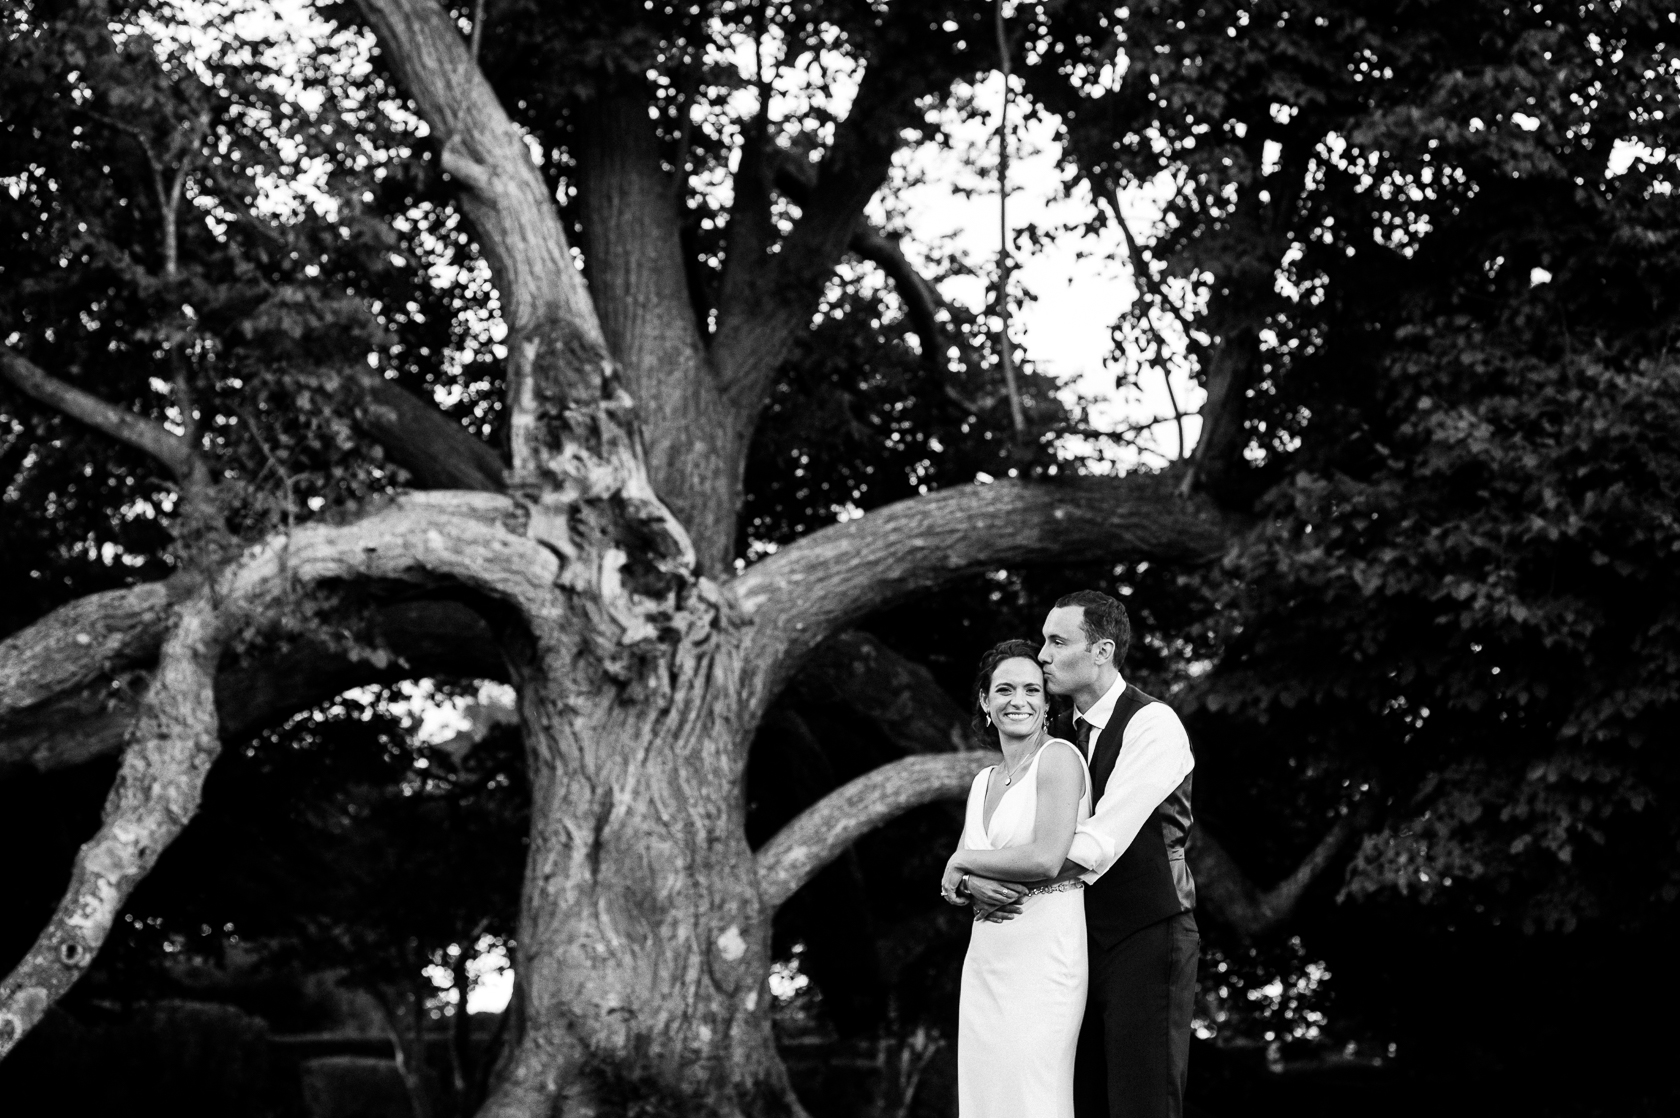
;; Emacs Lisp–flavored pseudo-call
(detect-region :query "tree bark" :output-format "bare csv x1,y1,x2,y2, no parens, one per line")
469,598,802,1118
1186,319,1260,498
353,0,628,497
770,153,954,375
0,580,191,729
0,591,221,1056
347,368,507,493
1187,812,1368,939
577,93,741,574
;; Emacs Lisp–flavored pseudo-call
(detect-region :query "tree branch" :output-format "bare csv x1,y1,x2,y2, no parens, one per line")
0,351,526,775
1187,809,1370,939
1,599,507,776
731,473,1231,701
0,493,550,774
847,225,949,362
757,751,997,910
0,358,512,776
1104,193,1192,460
0,590,224,1058
993,0,1027,443
576,91,737,571
1185,322,1260,499
1,347,196,479
0,581,192,730
357,0,702,615
345,368,506,492
0,491,558,1054
792,632,974,755
711,60,942,415
578,92,709,392
353,0,608,482
769,153,953,374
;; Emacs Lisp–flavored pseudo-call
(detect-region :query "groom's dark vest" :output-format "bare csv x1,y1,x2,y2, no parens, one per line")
1070,685,1196,947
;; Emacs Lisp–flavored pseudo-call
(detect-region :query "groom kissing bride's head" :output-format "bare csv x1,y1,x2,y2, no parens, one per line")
967,590,1134,750
1038,589,1131,713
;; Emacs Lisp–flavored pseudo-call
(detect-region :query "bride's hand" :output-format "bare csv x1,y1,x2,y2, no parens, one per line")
940,864,970,905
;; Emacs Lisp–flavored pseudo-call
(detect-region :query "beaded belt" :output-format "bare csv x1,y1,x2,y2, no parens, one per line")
1021,879,1086,899
974,878,1084,920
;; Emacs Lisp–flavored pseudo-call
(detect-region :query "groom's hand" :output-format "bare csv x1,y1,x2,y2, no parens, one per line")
967,875,1026,921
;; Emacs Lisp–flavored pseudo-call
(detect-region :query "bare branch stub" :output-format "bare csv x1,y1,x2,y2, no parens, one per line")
0,347,197,479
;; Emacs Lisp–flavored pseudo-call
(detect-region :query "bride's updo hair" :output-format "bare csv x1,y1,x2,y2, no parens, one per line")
970,639,1043,747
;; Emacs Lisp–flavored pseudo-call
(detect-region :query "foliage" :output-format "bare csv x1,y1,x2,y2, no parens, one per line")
1012,1,1680,1105
0,0,498,626
1028,0,1680,925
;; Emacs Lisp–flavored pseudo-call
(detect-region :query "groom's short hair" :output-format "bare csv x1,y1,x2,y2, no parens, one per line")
1054,590,1131,665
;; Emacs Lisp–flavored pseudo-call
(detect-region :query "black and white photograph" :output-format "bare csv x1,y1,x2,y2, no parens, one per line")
1,1,1675,1116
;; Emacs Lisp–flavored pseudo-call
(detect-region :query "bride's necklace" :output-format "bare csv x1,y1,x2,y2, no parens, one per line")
1000,731,1047,786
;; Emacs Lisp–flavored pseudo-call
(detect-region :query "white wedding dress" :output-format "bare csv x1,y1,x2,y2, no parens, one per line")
956,739,1092,1118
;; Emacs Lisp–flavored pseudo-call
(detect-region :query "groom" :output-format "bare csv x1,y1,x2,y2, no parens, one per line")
982,589,1199,1118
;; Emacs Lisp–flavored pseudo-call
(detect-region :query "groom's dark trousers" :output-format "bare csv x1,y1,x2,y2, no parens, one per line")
1065,687,1200,1118
1073,911,1199,1118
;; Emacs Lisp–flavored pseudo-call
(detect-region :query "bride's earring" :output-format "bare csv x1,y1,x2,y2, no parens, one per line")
984,713,993,726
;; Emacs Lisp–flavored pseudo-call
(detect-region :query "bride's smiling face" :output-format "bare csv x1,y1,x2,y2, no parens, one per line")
981,657,1047,740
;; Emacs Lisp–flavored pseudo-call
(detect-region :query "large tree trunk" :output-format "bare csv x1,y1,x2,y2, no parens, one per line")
480,622,792,1118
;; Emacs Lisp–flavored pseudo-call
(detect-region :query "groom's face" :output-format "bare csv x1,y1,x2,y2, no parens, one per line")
1039,605,1106,697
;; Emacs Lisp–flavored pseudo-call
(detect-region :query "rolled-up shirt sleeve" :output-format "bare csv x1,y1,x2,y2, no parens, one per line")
1068,703,1194,882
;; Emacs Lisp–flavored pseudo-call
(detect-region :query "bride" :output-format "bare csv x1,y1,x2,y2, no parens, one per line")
942,639,1091,1118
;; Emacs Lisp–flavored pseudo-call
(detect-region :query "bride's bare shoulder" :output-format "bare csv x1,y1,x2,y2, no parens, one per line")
1037,738,1087,774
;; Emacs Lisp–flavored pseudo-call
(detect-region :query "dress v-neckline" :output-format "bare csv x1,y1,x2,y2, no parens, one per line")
981,746,1041,835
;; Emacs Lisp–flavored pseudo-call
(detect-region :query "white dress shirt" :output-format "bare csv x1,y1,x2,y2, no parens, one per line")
1066,673,1194,882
